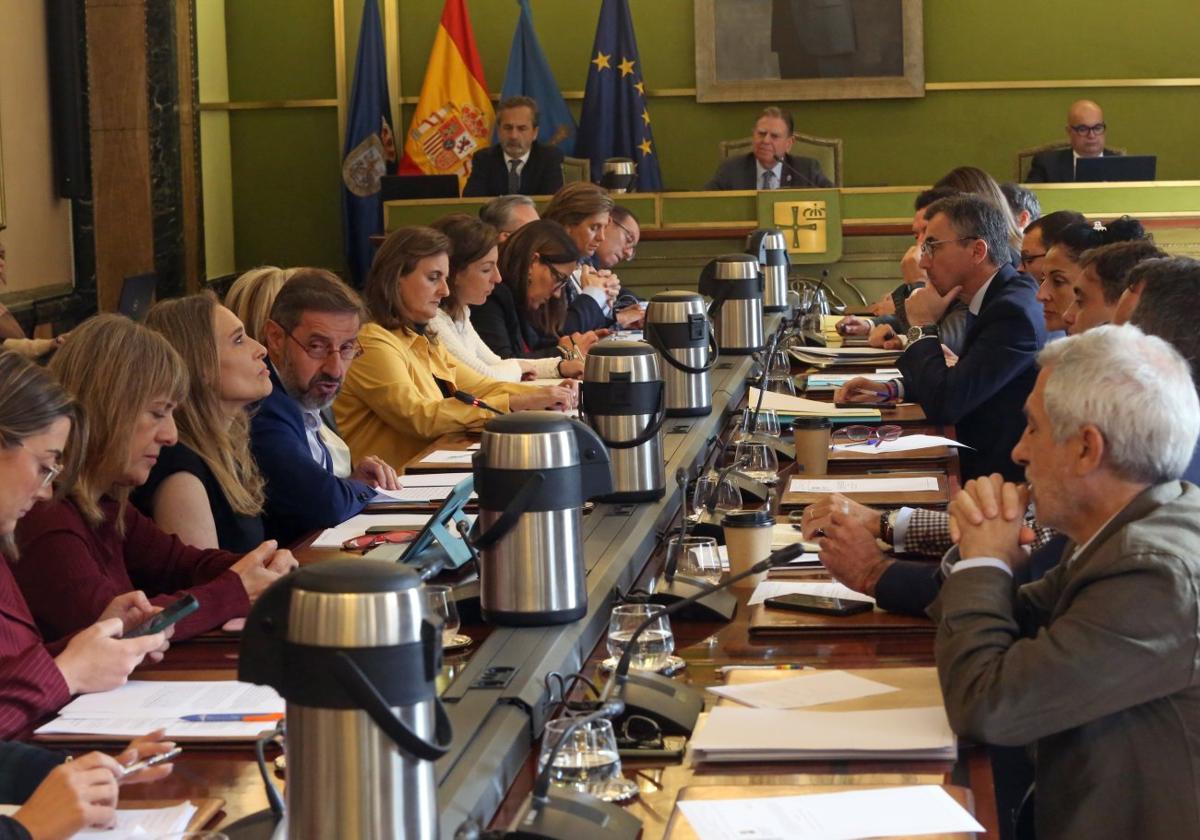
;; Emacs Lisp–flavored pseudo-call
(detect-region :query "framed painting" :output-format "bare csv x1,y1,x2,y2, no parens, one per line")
694,0,924,102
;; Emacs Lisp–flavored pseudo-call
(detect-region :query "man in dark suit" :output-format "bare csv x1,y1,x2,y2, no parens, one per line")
703,106,832,190
251,270,400,545
1026,99,1121,183
463,96,564,197
837,194,1046,481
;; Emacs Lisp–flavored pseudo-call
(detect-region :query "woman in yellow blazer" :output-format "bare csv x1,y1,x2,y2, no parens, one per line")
334,226,578,469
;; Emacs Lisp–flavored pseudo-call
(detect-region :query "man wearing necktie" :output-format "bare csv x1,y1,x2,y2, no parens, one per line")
463,96,565,197
704,106,833,191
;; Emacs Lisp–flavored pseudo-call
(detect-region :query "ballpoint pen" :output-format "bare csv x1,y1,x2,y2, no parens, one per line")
568,337,583,361
180,713,284,722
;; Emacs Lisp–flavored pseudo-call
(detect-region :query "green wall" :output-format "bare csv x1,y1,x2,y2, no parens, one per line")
210,0,1200,273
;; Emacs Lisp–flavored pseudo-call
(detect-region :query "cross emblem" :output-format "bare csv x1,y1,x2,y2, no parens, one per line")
786,205,818,248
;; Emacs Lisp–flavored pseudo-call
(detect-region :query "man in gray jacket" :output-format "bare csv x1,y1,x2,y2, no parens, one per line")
934,324,1200,839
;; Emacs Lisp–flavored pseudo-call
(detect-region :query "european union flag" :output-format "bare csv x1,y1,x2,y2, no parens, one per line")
500,0,576,154
340,0,397,284
575,0,662,191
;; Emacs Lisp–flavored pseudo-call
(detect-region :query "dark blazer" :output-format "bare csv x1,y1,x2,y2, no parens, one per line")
704,152,832,190
250,365,374,545
1025,147,1121,183
897,263,1045,481
562,280,612,335
462,142,564,197
470,282,562,361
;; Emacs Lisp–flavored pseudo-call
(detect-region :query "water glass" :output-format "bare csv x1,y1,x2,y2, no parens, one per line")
733,439,780,486
739,407,781,440
425,584,461,646
764,350,796,396
538,716,622,796
668,535,722,585
607,603,675,672
691,471,740,520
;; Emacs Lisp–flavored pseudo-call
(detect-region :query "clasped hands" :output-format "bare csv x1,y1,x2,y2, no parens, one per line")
948,473,1037,568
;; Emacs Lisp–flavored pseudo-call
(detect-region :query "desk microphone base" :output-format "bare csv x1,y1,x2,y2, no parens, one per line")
222,810,284,840
507,788,641,840
647,575,737,622
615,670,704,736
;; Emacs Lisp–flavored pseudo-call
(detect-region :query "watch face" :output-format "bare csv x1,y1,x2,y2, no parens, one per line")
907,326,923,343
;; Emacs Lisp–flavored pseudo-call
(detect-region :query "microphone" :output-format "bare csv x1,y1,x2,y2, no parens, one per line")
608,542,806,735
505,700,641,840
774,154,813,188
662,467,691,584
434,375,506,415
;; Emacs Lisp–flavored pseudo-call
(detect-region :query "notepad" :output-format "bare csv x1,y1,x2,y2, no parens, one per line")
832,434,970,454
675,785,983,840
75,802,198,838
708,670,898,709
689,706,957,762
788,476,939,493
747,388,881,420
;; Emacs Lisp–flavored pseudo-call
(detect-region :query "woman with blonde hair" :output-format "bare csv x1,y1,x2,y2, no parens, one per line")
134,292,272,551
224,265,298,342
14,315,296,642
335,226,578,468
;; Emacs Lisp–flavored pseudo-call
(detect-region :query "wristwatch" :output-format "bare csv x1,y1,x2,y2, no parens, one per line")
906,324,939,345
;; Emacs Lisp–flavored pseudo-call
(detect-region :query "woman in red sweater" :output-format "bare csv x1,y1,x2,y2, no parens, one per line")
14,315,297,642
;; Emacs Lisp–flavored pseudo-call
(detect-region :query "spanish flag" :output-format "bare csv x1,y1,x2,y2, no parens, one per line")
399,0,493,191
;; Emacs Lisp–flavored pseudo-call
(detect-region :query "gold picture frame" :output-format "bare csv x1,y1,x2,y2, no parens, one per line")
0,102,6,230
694,0,924,103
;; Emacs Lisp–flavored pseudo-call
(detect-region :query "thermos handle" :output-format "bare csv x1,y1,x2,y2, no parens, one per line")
580,382,667,450
644,319,719,375
705,283,733,319
470,471,546,551
331,651,453,761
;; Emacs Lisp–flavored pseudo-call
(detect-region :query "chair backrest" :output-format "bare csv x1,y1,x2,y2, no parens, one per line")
561,156,590,185
718,132,843,187
1016,141,1128,181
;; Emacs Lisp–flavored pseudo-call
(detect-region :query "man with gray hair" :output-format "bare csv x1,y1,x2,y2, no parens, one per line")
934,324,1200,840
463,96,564,197
478,194,539,241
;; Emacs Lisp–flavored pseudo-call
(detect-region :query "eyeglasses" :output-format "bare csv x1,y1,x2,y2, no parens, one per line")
19,443,62,489
1019,251,1047,269
612,219,638,259
541,258,573,290
1069,122,1107,137
832,424,902,445
919,236,978,258
285,329,364,362
341,529,419,552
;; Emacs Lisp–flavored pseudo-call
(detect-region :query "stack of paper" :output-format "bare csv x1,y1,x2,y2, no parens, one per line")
788,476,939,494
805,372,894,392
708,670,899,709
749,580,874,607
76,802,198,838
747,388,880,421
369,472,474,505
416,444,479,465
688,705,957,762
832,433,969,454
790,346,902,368
35,680,284,741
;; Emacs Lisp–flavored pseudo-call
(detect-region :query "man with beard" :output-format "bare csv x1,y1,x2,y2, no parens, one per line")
463,97,565,197
251,269,400,544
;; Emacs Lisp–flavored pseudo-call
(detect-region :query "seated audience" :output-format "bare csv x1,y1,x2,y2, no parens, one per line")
1065,240,1166,334
0,350,170,738
1036,216,1149,335
429,214,583,383
1025,99,1119,183
595,205,640,270
934,325,1200,839
133,293,270,551
463,96,564,198
478,194,540,241
224,265,297,342
1018,209,1086,283
838,195,1046,481
15,315,296,641
251,269,401,545
704,106,832,190
999,182,1040,231
933,166,1023,264
472,220,605,362
334,226,577,468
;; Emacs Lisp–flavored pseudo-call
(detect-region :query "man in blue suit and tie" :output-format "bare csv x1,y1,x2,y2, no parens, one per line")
251,269,401,545
838,194,1047,481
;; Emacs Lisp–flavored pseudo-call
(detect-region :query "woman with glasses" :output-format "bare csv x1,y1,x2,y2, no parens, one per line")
14,315,297,643
334,226,578,468
429,214,584,383
132,292,271,552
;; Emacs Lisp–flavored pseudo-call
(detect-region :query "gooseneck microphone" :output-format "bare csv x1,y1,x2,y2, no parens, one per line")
774,154,817,189
434,375,506,415
662,467,691,584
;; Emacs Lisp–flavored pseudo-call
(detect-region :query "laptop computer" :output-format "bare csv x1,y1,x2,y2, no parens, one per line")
380,175,460,201
1075,155,1157,183
118,273,157,322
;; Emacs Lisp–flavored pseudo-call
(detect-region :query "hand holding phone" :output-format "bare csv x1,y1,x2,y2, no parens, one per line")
125,594,199,638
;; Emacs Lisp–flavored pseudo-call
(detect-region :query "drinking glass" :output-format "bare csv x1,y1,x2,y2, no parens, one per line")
691,471,740,520
425,584,461,646
733,440,780,486
607,603,674,672
764,349,796,396
668,535,722,585
739,407,781,440
538,716,622,796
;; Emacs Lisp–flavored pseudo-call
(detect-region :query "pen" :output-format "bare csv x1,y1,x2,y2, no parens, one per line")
119,745,182,779
568,337,583,361
180,713,284,722
716,664,807,674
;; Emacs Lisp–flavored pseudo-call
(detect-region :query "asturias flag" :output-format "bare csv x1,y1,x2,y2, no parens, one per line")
574,0,662,191
340,0,396,285
399,0,493,192
499,0,576,154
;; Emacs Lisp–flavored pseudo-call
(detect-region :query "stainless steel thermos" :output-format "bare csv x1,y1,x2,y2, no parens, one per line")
698,253,764,354
746,228,791,313
644,291,718,417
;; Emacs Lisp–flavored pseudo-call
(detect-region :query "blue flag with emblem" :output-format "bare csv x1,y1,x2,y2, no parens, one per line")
340,0,397,284
499,0,576,154
574,0,662,191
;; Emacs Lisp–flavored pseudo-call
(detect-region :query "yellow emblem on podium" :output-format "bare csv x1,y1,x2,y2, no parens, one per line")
773,201,827,254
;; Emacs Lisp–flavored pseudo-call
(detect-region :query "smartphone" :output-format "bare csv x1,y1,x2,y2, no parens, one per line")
764,593,873,617
125,594,200,638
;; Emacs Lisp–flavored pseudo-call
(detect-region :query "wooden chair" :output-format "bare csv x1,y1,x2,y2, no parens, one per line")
718,132,843,187
560,156,590,185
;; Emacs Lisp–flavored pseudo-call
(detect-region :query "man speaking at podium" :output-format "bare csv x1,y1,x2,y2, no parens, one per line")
704,107,832,190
